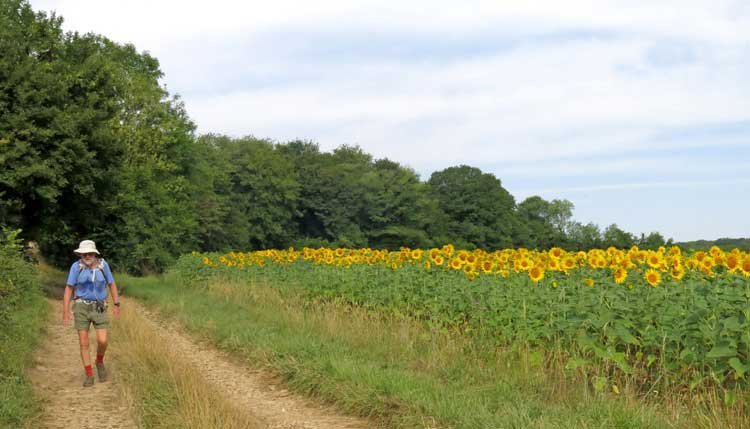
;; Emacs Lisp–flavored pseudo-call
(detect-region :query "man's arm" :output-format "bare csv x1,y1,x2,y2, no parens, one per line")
63,285,72,325
108,282,120,318
108,282,120,305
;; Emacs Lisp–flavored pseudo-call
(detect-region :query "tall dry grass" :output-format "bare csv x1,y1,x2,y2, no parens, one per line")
110,298,265,429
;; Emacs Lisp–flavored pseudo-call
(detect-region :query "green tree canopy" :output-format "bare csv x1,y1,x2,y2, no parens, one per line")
428,165,518,250
602,224,636,249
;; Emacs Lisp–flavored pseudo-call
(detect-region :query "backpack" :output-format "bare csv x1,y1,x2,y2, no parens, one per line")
77,258,107,285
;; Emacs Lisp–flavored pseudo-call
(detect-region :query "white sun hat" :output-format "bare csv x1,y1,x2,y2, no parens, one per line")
74,240,100,255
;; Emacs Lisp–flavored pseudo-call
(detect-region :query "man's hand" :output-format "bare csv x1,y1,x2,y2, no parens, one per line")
112,305,120,319
63,311,71,326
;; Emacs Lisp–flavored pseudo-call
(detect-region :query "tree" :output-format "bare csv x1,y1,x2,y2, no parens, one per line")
567,221,602,250
1,1,202,271
1,2,125,265
218,136,300,250
517,196,574,249
638,231,666,250
287,145,372,247
602,224,636,249
428,165,518,250
359,158,439,249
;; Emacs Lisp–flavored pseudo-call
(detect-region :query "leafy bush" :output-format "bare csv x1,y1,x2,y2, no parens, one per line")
0,228,39,322
0,227,45,426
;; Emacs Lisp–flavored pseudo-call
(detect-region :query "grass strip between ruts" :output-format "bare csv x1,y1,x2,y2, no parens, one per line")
110,298,264,428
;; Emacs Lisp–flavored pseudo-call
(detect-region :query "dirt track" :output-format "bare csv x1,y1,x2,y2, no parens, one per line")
28,299,137,429
29,298,370,429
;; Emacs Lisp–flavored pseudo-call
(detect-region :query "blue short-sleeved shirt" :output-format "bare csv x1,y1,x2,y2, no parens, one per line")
66,259,115,301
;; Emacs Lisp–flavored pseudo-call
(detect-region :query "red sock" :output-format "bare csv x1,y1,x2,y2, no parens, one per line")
84,365,93,377
96,354,104,364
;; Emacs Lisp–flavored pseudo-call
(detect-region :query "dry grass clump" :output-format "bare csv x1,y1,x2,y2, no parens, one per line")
111,299,264,429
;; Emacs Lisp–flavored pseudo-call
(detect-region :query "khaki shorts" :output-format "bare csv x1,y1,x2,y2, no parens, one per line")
72,300,110,331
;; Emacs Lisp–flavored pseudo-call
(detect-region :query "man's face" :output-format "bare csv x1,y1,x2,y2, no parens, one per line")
82,252,96,261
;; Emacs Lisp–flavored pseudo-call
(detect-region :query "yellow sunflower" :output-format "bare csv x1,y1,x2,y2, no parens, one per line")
529,266,545,283
644,269,661,287
671,265,685,281
547,258,561,271
740,256,750,277
726,254,739,271
562,256,577,271
450,258,462,270
549,247,564,259
516,258,533,271
646,252,662,269
700,257,715,276
613,267,627,284
442,244,455,256
429,248,440,260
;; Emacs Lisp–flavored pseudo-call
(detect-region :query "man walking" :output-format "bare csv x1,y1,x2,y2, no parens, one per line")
62,240,121,387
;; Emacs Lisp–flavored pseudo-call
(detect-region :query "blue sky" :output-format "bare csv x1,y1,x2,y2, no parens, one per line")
33,0,750,242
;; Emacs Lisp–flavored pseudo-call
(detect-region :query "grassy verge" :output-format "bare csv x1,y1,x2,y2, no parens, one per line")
0,270,47,427
121,273,690,428
110,298,264,428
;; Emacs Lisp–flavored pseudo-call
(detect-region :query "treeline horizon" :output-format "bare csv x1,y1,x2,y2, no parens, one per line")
2,0,725,274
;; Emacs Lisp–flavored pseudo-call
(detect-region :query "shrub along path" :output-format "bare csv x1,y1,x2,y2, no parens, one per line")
29,297,369,429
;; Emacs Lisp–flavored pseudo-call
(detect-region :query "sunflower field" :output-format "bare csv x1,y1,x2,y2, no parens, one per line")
178,244,750,393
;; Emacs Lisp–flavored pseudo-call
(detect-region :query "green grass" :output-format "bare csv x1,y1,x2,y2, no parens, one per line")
121,273,681,428
0,278,47,428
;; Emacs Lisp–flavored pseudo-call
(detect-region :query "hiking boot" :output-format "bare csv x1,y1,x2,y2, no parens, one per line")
96,363,108,382
83,375,95,387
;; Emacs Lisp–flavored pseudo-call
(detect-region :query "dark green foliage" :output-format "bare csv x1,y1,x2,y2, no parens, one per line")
637,231,668,250
678,237,750,252
0,227,46,427
0,228,33,318
214,135,300,249
602,224,637,249
518,196,574,249
280,143,442,249
567,221,603,250
428,165,519,250
0,0,199,272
